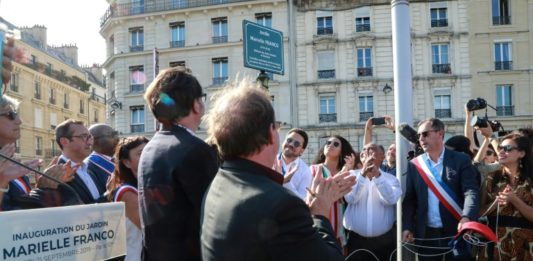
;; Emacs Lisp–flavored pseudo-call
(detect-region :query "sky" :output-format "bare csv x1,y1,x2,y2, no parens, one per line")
0,0,110,66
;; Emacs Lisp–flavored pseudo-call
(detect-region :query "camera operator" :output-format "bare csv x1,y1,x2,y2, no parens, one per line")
363,116,396,175
472,126,501,178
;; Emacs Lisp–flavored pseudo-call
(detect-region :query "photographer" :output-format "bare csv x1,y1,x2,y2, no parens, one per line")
472,126,501,177
363,116,396,175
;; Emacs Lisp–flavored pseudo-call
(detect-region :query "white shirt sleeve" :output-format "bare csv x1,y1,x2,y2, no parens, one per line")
344,170,366,204
374,171,403,205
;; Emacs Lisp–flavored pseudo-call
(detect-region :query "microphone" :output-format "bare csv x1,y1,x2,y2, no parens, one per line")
0,153,83,204
398,123,419,144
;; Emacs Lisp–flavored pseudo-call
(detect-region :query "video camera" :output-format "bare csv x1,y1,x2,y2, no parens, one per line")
466,97,505,133
398,123,424,160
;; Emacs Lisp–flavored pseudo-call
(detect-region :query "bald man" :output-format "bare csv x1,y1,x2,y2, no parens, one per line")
86,124,119,186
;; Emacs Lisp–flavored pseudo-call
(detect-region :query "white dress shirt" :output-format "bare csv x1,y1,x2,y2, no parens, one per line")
61,155,101,200
343,169,402,237
424,148,445,228
279,155,312,200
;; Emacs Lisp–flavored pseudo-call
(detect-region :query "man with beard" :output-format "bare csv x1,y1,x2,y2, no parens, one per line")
275,128,312,199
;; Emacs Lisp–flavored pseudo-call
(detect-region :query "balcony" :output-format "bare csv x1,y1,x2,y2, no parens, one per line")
34,92,41,100
356,24,371,32
493,16,511,25
170,40,185,48
496,106,514,116
131,124,145,133
212,36,228,44
90,94,106,104
360,111,374,121
130,84,144,92
319,113,337,123
130,45,144,52
432,64,451,74
435,109,451,118
317,27,333,35
45,149,61,159
495,61,512,71
49,97,56,105
431,19,448,27
212,77,228,85
318,70,335,79
64,103,69,109
357,67,373,77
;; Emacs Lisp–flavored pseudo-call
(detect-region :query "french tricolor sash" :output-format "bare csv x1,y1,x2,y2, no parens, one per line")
411,155,462,221
88,153,115,176
12,177,31,194
113,184,138,202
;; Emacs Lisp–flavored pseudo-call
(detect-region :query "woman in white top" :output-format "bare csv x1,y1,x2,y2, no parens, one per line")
106,136,149,261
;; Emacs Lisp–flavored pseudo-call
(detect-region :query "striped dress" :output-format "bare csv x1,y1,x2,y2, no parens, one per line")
310,164,347,247
113,184,142,261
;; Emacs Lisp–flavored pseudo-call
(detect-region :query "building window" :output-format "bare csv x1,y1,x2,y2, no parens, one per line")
359,95,374,121
169,61,186,68
212,17,228,43
35,136,43,156
46,63,52,75
94,109,99,122
130,106,145,133
31,55,37,65
355,7,371,32
434,95,451,118
64,93,69,109
357,48,373,77
109,35,115,56
34,108,43,129
50,112,57,130
212,57,228,85
496,85,513,116
129,27,144,52
319,95,337,123
317,51,335,79
170,22,185,48
432,43,451,74
316,11,333,35
9,73,18,92
255,12,272,28
494,42,512,70
430,7,448,27
129,66,145,92
80,99,85,114
49,88,56,104
210,0,228,4
492,0,510,25
34,82,41,99
171,0,188,8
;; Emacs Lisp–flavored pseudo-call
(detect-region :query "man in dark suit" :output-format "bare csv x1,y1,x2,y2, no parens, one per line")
201,81,356,261
55,120,106,204
402,118,479,261
87,124,119,186
138,67,218,261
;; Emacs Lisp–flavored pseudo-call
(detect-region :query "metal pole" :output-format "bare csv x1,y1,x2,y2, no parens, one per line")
287,0,297,127
391,0,414,260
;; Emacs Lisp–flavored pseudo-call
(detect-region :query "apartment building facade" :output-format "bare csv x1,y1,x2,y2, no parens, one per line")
99,0,291,136
4,22,106,164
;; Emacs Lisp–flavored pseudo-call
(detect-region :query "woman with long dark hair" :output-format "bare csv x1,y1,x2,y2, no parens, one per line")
479,133,533,260
106,136,149,261
310,135,357,247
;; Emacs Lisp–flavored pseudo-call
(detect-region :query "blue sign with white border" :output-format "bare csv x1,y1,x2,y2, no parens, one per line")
243,20,284,75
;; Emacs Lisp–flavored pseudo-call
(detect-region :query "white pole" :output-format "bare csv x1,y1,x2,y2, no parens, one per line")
391,0,414,260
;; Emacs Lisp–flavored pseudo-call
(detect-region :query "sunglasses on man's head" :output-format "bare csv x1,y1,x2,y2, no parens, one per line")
326,140,340,148
497,144,518,153
0,111,18,121
285,137,301,148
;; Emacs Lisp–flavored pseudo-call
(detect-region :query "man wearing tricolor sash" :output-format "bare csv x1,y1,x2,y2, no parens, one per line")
402,118,480,261
87,124,119,186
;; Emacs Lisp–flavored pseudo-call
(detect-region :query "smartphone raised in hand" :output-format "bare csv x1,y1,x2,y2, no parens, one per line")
372,117,386,126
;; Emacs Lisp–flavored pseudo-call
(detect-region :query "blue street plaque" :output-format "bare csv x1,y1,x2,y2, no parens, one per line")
243,20,284,75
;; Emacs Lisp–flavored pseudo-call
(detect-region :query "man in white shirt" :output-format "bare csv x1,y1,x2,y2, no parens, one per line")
343,143,402,261
275,128,312,199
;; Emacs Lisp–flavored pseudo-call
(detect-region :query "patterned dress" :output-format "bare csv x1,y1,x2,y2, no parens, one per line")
310,164,347,247
479,171,533,261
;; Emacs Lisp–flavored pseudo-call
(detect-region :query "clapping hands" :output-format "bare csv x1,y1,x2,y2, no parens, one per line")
306,170,356,217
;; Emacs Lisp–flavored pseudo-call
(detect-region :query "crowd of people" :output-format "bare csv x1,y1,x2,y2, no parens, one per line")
0,39,532,261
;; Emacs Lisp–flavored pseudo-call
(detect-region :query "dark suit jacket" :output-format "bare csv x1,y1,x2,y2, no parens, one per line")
59,156,106,204
86,158,113,189
201,158,344,261
1,175,31,211
402,149,480,238
138,125,218,261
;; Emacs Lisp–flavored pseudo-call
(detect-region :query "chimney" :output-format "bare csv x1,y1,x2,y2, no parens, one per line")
20,25,47,47
51,44,78,65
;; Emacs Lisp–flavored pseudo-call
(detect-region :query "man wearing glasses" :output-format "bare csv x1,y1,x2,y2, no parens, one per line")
55,120,106,204
87,124,120,186
402,118,479,261
275,128,312,199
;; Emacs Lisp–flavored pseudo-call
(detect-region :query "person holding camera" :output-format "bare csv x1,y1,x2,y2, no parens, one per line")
364,116,396,175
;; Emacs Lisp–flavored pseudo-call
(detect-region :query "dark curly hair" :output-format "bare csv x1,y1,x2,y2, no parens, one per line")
312,135,357,170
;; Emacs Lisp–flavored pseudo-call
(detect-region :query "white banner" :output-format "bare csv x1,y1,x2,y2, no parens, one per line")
0,203,126,261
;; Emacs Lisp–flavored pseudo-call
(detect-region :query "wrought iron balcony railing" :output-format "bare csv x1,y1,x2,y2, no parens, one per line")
131,124,145,133
212,36,228,44
356,24,371,32
130,45,144,52
212,77,228,85
318,70,336,79
492,16,511,25
495,61,512,71
357,67,373,77
130,84,144,92
317,27,333,35
319,113,337,123
435,109,451,118
170,40,185,48
360,111,374,122
432,64,451,74
431,19,448,27
496,106,514,116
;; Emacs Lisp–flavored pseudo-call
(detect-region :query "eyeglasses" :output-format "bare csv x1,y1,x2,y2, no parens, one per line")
497,145,518,153
285,138,301,148
326,140,340,148
486,150,495,156
0,111,18,121
69,133,93,142
418,129,439,138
